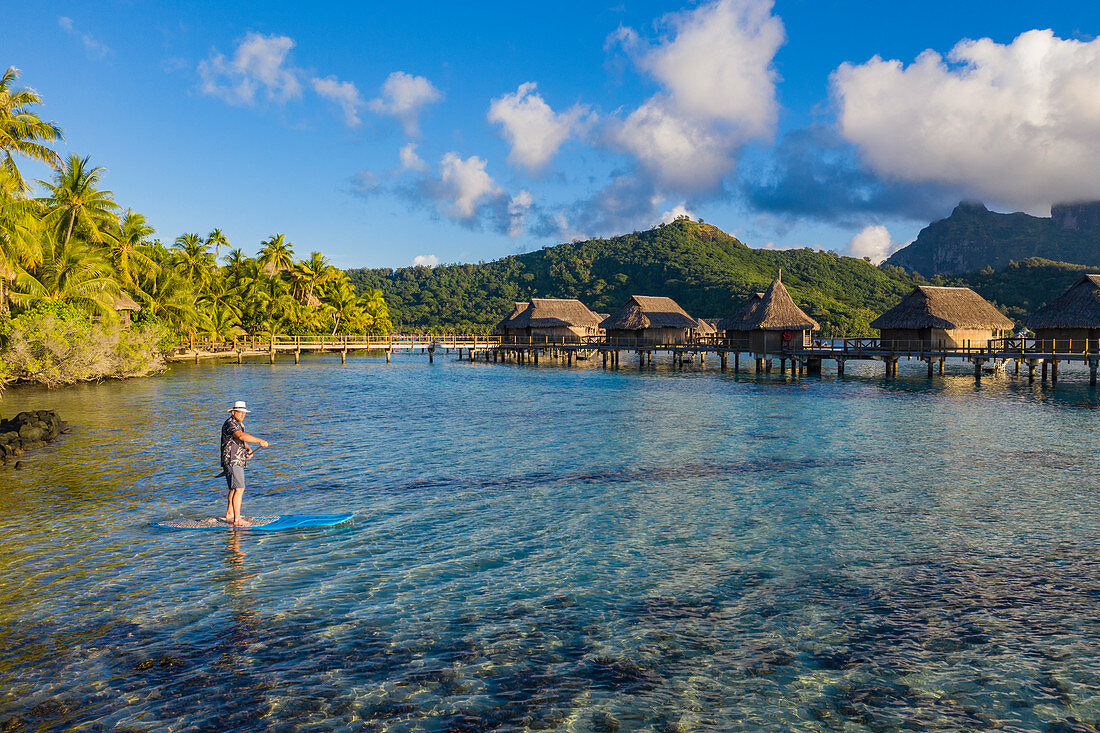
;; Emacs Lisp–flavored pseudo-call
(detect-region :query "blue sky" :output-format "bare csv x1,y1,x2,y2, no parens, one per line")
6,1,1100,268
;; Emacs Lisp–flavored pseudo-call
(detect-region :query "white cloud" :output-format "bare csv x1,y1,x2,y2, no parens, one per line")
657,202,695,226
846,224,897,264
311,75,363,128
413,254,439,267
368,71,443,136
488,82,587,173
399,142,428,172
58,16,111,58
507,190,534,238
611,97,736,191
608,0,784,192
199,32,302,105
437,152,501,219
639,0,783,135
833,29,1100,213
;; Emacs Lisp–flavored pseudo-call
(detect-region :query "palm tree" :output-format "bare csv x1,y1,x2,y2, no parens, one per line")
172,233,214,288
289,251,334,305
323,278,361,335
198,301,241,345
8,236,119,317
112,210,157,287
359,288,392,335
37,154,119,246
258,233,294,276
206,228,229,263
0,169,43,313
0,67,63,195
222,247,248,285
133,262,198,332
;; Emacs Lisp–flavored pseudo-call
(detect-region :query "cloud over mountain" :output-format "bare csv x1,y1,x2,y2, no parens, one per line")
833,29,1100,214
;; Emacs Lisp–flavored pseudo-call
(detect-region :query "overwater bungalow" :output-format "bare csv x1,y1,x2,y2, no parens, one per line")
507,298,602,342
1023,274,1100,352
601,295,700,345
695,318,718,337
871,285,1013,349
496,301,530,338
718,274,819,353
113,292,140,327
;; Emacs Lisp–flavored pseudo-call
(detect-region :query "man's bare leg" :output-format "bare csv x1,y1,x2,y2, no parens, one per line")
228,488,248,526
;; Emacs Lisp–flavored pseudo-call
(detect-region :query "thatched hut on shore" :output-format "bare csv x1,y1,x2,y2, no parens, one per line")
113,292,140,327
506,298,602,342
718,273,819,353
871,285,1013,349
1023,274,1100,352
601,295,700,345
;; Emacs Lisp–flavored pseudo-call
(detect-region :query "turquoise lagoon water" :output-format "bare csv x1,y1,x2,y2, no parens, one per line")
3,354,1100,731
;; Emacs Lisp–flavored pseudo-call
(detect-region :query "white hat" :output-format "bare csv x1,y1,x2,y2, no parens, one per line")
228,400,251,413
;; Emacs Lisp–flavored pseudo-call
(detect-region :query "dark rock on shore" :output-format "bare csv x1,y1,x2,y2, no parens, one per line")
0,410,68,465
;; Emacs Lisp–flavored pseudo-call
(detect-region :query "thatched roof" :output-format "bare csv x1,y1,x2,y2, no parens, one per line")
498,301,530,330
600,295,698,331
695,318,717,334
1024,275,1100,329
870,285,1013,331
722,274,819,331
113,292,140,311
511,298,601,329
717,293,763,331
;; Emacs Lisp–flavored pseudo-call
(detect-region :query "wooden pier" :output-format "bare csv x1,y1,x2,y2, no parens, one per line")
169,333,1100,387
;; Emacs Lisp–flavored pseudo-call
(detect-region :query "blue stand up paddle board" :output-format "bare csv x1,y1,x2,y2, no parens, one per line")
154,513,354,531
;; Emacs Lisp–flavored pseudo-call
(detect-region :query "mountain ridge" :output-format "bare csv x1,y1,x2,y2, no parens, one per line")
886,201,1100,275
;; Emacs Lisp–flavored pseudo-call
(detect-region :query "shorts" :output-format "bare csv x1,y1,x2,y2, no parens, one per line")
224,464,246,491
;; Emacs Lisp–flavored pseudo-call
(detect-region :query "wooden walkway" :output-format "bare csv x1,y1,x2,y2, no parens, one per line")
170,334,1100,386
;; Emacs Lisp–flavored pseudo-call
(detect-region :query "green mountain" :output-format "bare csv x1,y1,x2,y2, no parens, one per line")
346,218,920,336
948,257,1100,323
886,200,1100,276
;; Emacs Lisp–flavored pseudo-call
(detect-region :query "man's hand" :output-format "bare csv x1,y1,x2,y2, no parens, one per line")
246,447,254,458
259,439,269,448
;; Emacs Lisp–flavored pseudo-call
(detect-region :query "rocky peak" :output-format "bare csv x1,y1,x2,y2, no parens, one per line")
1051,201,1100,231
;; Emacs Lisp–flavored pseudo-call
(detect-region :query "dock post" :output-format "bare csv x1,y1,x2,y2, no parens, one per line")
938,357,944,374
1041,360,1048,381
341,349,347,364
1014,359,1019,376
602,350,608,368
699,352,704,366
294,350,300,364
780,358,786,375
734,352,740,371
1091,360,1098,386
927,358,934,378
534,349,539,365
720,352,727,371
837,359,845,377
1052,359,1058,386
429,346,435,364
385,349,390,364
1028,361,1036,382
236,350,242,364
567,350,572,365
974,359,982,381
270,351,276,364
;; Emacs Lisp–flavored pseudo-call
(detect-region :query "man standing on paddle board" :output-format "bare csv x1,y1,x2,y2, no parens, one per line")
220,400,269,527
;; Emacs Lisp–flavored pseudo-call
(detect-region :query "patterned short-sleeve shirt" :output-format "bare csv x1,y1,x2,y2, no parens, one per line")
221,416,249,467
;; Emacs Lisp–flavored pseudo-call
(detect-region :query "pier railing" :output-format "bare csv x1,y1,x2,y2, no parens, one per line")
177,333,1100,358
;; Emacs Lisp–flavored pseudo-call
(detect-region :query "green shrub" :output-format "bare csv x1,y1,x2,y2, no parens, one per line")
0,305,168,387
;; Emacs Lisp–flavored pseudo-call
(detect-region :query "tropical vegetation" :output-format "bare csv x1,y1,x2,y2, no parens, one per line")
0,67,390,387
